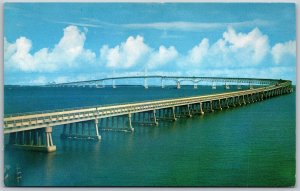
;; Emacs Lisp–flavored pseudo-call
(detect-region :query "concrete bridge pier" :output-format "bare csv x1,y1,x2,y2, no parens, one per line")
251,94,255,103
177,81,181,89
247,94,252,104
260,93,264,101
225,83,230,90
218,99,223,110
200,102,204,115
172,107,177,121
212,83,216,90
112,79,116,89
237,96,242,106
144,78,148,89
254,93,258,102
152,110,158,126
187,105,192,117
242,95,247,105
229,97,236,107
202,102,208,112
94,119,101,140
256,93,260,101
128,113,134,132
45,127,56,152
161,78,164,88
225,98,230,108
193,81,198,89
8,127,56,152
210,101,214,112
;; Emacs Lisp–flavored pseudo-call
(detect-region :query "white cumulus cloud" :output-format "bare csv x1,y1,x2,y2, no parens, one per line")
187,38,209,65
100,35,151,69
147,46,178,69
4,25,96,72
222,27,269,64
184,27,270,68
271,40,296,64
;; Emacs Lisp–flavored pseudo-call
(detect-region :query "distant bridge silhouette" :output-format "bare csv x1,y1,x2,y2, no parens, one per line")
46,75,279,89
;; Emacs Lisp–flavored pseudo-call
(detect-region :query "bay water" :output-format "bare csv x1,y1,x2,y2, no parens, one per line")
4,86,295,186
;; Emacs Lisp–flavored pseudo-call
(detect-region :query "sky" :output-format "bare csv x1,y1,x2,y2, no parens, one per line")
4,3,296,85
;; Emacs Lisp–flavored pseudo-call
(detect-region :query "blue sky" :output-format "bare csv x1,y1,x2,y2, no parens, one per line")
4,3,296,85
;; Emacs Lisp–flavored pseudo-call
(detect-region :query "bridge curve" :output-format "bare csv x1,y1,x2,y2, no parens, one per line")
4,78,293,152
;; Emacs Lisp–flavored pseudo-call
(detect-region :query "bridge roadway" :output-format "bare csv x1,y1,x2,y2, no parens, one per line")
4,78,293,152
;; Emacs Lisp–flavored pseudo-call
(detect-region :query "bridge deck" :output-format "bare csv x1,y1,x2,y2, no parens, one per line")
4,80,292,134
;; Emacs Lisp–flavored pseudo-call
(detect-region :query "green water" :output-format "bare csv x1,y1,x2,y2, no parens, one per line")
4,86,295,186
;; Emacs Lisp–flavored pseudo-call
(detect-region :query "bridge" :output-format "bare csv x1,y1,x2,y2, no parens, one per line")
4,77,293,152
46,75,278,89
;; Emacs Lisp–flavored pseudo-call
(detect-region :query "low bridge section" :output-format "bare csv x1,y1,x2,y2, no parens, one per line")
4,78,293,152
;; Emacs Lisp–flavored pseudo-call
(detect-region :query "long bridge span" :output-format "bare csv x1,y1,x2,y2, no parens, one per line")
4,77,293,152
46,75,278,89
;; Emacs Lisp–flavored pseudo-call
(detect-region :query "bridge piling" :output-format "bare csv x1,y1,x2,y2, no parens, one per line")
177,81,181,89
128,113,134,132
187,105,192,117
8,127,56,152
153,110,158,126
94,119,101,140
194,82,197,89
200,102,204,115
61,121,101,140
218,100,222,110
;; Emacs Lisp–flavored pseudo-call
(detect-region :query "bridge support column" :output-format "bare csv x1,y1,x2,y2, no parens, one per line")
243,95,246,105
218,100,222,110
153,110,158,126
45,127,56,152
94,119,101,140
112,80,116,88
8,128,56,152
199,102,204,115
193,83,197,89
128,113,134,132
210,101,214,112
187,105,192,117
238,96,242,106
172,107,177,121
260,93,263,101
144,78,148,89
225,98,229,108
232,97,236,107
161,78,164,88
177,81,181,89
247,95,251,104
